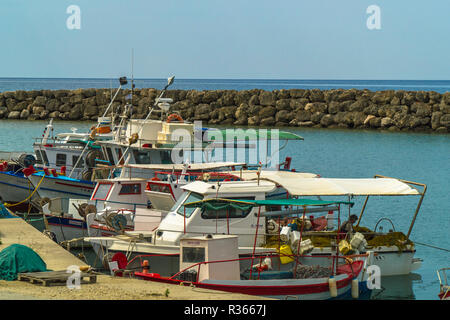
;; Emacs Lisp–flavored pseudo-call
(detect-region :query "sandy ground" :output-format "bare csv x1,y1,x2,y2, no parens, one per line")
0,218,270,300
0,274,270,300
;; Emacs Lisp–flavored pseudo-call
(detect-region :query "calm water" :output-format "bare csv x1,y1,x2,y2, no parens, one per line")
1,78,450,93
0,78,449,300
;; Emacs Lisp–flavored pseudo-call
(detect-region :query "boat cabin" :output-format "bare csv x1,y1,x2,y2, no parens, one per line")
90,177,149,212
154,180,283,248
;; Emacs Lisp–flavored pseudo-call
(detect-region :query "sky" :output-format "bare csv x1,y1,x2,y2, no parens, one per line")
0,0,449,80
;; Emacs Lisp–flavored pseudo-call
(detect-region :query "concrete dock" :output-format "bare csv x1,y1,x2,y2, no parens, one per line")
0,217,269,300
0,217,85,270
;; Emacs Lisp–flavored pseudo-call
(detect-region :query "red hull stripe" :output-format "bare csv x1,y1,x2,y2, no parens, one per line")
55,181,94,190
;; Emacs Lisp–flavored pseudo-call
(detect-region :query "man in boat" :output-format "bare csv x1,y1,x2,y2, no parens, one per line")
338,214,358,235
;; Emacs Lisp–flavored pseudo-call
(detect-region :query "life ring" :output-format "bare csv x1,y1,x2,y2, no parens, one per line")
151,177,161,181
166,113,183,123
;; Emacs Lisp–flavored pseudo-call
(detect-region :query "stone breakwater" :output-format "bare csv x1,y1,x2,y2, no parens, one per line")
0,88,449,133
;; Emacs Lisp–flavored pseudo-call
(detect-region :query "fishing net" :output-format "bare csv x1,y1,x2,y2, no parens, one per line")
367,232,413,251
0,244,48,281
294,265,332,279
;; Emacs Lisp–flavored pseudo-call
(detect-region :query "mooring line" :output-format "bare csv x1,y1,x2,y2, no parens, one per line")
415,241,450,253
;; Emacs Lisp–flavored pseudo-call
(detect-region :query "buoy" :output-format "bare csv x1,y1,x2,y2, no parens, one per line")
351,278,359,299
166,113,183,123
79,265,90,272
50,168,58,177
328,276,337,298
280,226,291,242
142,260,149,274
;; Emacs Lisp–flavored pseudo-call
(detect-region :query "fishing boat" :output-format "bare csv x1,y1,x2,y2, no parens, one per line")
85,173,425,278
0,76,130,209
40,161,248,242
0,118,105,210
133,234,368,300
437,268,450,300
83,178,346,269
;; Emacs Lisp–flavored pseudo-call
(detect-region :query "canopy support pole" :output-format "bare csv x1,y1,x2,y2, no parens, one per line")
250,206,262,280
406,185,427,239
373,175,427,239
356,195,370,227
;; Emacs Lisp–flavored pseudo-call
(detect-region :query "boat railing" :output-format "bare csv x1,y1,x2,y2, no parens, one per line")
437,268,450,287
33,137,87,146
149,171,242,184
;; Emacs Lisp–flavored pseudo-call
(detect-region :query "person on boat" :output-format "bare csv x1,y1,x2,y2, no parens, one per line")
338,214,358,235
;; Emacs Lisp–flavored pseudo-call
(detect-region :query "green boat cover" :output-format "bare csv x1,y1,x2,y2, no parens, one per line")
0,244,48,281
217,129,304,141
184,198,353,211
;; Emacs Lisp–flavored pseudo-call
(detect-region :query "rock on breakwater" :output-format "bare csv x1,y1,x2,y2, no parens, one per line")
0,88,449,133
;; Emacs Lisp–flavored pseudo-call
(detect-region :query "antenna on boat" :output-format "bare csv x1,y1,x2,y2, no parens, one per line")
111,75,176,175
131,48,135,109
68,76,128,179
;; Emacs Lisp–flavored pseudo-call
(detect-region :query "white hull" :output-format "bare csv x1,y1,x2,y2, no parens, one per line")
28,174,94,200
0,172,40,203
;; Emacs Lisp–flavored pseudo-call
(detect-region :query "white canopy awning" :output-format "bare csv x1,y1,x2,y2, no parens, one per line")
225,174,421,196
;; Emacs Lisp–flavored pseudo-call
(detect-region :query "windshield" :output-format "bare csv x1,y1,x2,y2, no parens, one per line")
174,192,204,218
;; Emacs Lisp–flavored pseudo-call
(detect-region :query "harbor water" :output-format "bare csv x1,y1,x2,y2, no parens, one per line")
0,79,449,300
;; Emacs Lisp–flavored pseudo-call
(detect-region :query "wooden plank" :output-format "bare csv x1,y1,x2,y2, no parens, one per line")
17,271,97,286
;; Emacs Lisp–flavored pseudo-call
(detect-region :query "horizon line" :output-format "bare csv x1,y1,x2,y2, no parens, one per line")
0,77,449,82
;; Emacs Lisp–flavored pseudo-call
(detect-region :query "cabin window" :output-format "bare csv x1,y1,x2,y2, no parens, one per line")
182,247,205,263
35,150,43,165
161,150,172,164
72,155,83,168
92,183,113,200
175,192,203,218
201,197,254,220
56,153,66,167
147,182,172,194
105,147,115,165
133,150,151,164
119,183,141,195
41,150,49,166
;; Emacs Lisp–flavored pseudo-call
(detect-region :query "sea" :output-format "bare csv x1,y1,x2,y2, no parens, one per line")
0,78,449,300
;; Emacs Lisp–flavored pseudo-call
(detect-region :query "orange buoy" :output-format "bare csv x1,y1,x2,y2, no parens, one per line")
166,113,184,123
142,260,149,274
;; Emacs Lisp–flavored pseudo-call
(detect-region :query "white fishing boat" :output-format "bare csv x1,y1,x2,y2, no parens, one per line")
83,177,337,268
0,118,106,210
0,76,129,209
85,173,426,277
39,161,260,242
